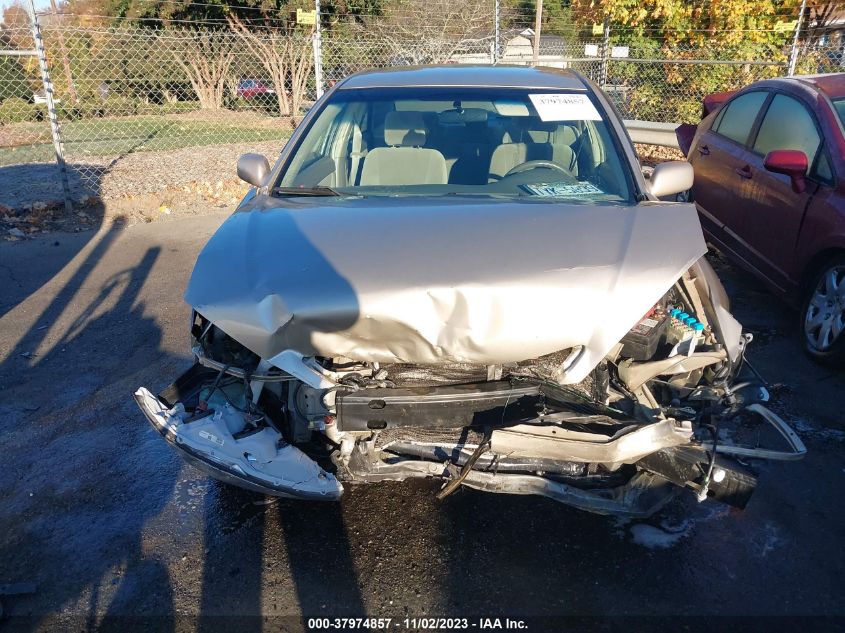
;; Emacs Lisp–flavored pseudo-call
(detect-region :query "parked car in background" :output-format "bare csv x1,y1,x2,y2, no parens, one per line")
136,66,805,519
677,74,845,364
236,79,276,99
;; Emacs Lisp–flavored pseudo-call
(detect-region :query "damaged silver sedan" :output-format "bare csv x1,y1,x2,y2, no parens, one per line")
136,66,805,517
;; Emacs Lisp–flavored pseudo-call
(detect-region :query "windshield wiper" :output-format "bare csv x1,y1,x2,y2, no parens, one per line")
272,186,341,197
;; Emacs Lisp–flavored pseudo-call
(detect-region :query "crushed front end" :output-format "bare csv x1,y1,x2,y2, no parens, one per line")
135,258,805,517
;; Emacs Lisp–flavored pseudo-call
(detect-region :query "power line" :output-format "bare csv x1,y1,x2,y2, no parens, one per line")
45,11,291,28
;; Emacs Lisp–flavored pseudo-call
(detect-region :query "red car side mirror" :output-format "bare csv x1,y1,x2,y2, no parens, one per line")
763,150,808,194
675,123,697,158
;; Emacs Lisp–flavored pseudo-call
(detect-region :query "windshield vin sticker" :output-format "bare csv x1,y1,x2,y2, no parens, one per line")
521,182,604,197
529,93,602,121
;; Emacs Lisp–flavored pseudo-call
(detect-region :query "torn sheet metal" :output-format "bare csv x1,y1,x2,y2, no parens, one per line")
490,419,693,466
617,350,727,392
184,196,706,384
690,259,744,362
701,404,808,461
458,470,677,518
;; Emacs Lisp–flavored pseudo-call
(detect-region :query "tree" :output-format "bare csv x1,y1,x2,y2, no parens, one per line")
0,28,34,101
172,31,233,109
505,0,577,36
570,0,803,47
797,2,841,60
61,0,384,28
1,3,43,102
562,0,807,122
1,1,31,35
368,0,493,64
227,14,314,117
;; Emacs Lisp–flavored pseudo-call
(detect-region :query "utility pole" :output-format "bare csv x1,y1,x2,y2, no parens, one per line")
493,0,500,64
599,17,610,87
49,0,78,103
313,0,324,99
532,0,543,67
25,0,72,214
788,0,808,76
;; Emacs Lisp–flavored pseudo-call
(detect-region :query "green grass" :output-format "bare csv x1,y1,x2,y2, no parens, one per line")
0,116,291,166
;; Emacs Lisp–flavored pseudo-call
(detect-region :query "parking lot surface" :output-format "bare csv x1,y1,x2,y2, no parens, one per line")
1,212,844,631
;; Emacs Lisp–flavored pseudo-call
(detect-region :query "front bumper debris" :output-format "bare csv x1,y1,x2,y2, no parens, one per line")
458,470,677,518
134,387,343,499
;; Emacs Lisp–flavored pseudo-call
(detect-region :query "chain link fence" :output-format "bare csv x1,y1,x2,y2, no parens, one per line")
1,3,843,210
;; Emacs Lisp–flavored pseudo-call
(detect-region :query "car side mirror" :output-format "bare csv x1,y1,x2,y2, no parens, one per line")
237,153,270,187
764,150,808,194
647,160,694,199
675,123,697,157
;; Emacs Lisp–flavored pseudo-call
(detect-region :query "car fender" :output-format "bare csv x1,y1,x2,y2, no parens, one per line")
798,239,845,287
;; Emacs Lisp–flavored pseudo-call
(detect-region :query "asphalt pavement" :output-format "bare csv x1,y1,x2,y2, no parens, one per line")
1,212,844,632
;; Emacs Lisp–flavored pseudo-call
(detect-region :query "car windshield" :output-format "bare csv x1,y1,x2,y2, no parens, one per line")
276,86,635,203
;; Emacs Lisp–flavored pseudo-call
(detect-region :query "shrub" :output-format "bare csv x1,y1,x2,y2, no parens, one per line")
100,95,138,117
231,94,279,115
76,101,105,119
157,100,200,114
135,100,199,115
0,97,37,124
51,99,107,120
55,102,84,121
0,57,31,102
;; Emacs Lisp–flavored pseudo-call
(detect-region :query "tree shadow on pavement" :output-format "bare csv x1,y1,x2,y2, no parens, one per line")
275,500,368,623
0,219,181,630
191,487,368,632
0,183,106,321
436,489,628,618
195,483,267,633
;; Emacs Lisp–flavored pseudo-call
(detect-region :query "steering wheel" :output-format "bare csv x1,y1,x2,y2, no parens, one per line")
505,160,570,177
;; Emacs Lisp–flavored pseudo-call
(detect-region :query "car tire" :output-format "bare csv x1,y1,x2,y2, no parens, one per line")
800,254,845,366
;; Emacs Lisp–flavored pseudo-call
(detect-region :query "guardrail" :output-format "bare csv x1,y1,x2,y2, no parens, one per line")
623,119,682,149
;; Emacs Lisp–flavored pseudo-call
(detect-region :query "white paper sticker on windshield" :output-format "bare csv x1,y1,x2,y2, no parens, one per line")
529,93,602,122
521,182,605,197
494,100,531,116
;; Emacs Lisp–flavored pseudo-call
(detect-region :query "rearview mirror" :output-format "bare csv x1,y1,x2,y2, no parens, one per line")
237,153,270,187
647,160,694,199
764,150,807,194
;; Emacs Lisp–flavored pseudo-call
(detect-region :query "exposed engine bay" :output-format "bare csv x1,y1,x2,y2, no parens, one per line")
135,259,805,517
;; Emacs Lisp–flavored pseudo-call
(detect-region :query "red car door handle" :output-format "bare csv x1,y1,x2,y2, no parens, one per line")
698,145,710,155
735,165,752,178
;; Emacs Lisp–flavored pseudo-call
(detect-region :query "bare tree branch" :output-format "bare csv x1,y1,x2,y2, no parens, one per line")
172,30,232,110
368,0,493,64
228,14,314,118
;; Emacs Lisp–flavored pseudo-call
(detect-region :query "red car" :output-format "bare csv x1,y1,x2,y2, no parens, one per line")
677,74,845,364
236,79,275,99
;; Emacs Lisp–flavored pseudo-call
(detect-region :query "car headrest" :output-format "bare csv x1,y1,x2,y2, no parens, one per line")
553,124,578,147
526,129,550,143
385,111,427,146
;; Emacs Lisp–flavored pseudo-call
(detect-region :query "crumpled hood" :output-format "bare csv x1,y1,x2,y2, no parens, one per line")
185,195,706,383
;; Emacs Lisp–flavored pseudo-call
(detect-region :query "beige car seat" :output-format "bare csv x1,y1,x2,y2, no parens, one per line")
488,123,581,182
552,124,579,177
359,111,447,186
487,130,528,182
